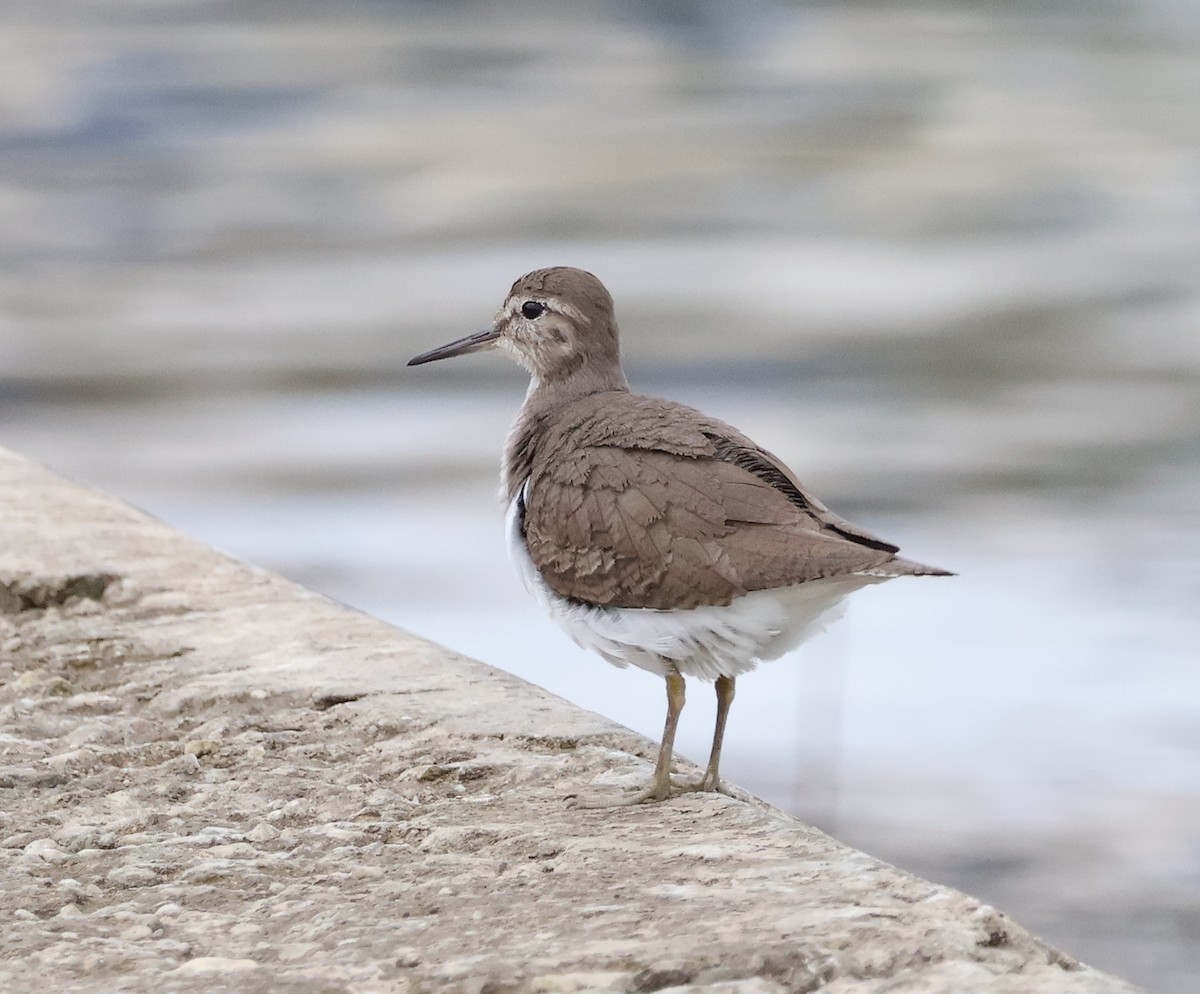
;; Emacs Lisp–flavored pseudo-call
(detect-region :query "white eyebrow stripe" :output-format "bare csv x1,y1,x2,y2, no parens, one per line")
557,300,585,323
504,294,584,325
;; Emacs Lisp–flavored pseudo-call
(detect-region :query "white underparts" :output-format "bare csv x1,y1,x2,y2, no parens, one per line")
505,489,890,681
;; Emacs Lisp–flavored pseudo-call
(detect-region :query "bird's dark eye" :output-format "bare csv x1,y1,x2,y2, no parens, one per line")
521,301,545,319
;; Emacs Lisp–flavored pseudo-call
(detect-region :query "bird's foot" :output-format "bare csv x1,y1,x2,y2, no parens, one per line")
691,772,738,798
569,772,740,808
568,773,693,809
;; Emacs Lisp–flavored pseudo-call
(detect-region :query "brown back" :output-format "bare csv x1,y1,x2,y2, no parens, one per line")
508,391,941,610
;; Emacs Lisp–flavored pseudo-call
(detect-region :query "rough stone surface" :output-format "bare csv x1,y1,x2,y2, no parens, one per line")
0,447,1142,994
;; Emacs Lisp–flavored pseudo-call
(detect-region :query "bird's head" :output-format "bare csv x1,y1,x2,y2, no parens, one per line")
408,267,623,386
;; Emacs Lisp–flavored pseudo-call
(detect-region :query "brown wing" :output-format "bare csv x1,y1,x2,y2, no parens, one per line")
700,431,902,553
521,441,900,611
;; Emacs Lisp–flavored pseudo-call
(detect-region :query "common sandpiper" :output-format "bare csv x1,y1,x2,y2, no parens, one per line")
409,266,951,805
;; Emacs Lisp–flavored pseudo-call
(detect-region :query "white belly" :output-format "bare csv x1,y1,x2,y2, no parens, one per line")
505,492,888,681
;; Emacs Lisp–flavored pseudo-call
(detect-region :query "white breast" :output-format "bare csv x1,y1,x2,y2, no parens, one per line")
505,488,887,681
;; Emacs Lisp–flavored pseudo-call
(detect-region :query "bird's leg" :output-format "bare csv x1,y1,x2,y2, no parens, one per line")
573,669,687,807
696,675,736,794
642,669,687,799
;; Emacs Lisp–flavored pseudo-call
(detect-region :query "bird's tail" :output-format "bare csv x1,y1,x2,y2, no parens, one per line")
884,556,956,577
855,556,955,579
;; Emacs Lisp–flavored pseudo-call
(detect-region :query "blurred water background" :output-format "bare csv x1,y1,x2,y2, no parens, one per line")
2,1,1198,989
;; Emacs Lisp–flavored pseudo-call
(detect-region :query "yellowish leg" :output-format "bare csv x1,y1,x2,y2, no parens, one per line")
696,675,736,794
642,670,687,800
575,669,687,807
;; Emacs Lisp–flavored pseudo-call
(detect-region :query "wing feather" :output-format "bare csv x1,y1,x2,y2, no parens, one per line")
517,391,922,609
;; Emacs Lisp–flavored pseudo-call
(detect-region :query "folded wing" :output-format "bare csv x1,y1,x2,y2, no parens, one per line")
519,394,933,610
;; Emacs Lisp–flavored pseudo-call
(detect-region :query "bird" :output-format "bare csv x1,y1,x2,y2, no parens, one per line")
408,267,951,805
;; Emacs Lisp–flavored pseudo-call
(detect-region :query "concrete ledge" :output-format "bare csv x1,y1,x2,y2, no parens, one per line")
0,446,1140,994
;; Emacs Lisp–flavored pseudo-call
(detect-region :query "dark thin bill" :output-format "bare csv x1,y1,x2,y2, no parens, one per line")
408,327,500,366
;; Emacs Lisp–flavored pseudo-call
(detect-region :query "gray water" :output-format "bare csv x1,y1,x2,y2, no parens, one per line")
2,3,1199,990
